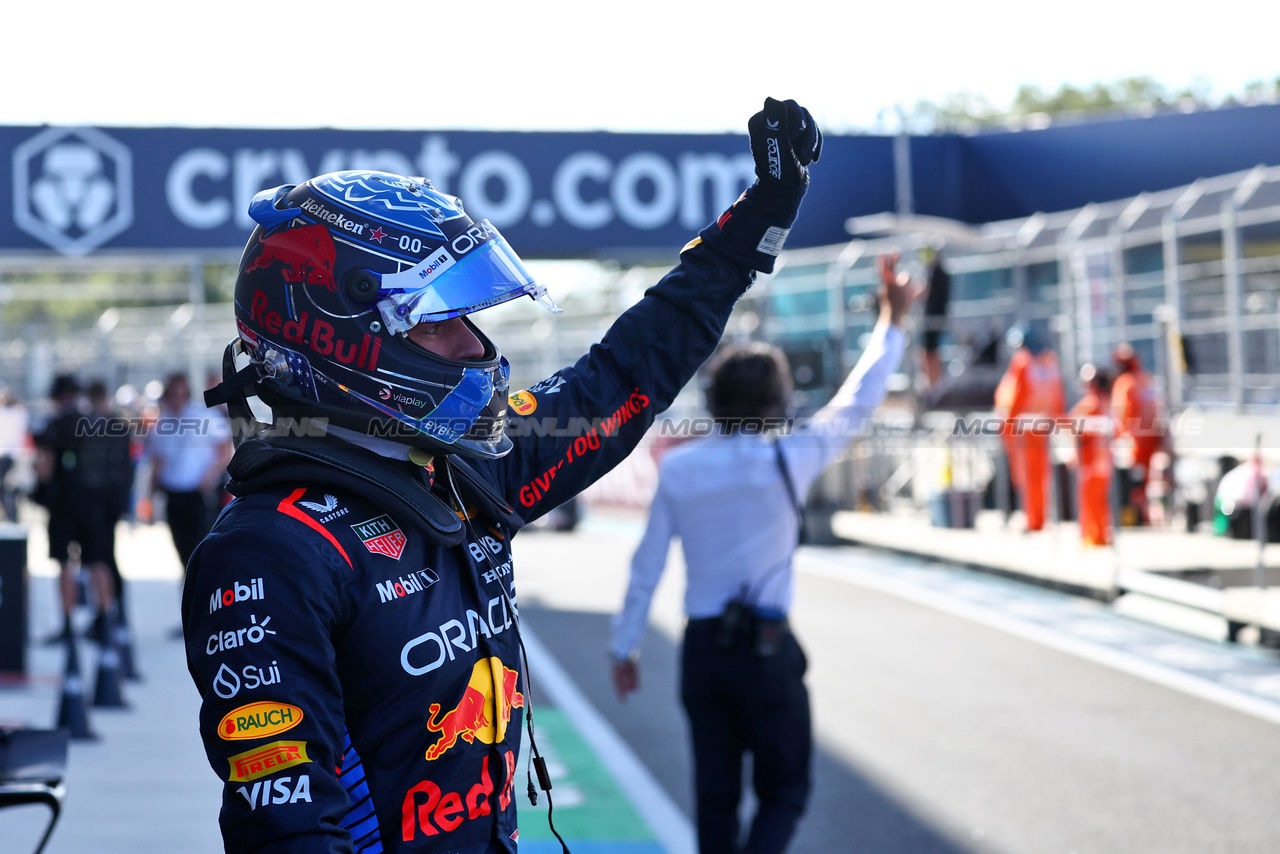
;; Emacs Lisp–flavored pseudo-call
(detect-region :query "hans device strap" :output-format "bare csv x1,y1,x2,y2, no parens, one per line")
225,437,528,543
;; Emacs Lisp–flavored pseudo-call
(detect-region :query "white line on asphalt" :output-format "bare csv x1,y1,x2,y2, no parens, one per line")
801,554,1280,728
520,624,697,854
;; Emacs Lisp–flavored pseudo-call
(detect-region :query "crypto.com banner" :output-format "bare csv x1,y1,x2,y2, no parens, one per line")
1,125,896,259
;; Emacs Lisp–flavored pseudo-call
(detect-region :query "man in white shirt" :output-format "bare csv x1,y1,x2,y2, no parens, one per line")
145,373,233,577
610,254,915,854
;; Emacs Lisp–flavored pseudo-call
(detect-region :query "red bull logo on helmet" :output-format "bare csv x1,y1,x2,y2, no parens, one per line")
423,657,524,761
249,289,383,370
244,223,337,290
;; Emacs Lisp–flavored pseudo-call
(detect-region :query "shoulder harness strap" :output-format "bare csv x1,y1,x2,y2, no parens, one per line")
226,437,472,543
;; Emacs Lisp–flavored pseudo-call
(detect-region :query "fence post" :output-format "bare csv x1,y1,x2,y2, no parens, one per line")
1221,200,1246,411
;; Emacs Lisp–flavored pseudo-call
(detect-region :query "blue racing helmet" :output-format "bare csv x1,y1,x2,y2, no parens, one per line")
225,170,560,459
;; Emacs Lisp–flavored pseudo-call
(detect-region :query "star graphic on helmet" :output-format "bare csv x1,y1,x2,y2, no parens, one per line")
369,226,388,243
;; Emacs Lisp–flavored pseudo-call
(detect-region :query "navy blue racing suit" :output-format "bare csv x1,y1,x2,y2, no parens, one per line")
183,235,760,853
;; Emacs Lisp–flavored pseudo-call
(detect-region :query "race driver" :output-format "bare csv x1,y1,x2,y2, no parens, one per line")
184,98,822,853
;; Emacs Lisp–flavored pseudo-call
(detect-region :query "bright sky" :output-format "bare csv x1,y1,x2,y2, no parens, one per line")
7,1,1279,134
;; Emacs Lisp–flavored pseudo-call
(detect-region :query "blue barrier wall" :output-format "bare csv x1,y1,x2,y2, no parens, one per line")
3,103,1278,258
957,104,1280,222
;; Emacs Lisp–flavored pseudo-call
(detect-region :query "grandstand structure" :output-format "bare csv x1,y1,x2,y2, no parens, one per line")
763,163,1280,417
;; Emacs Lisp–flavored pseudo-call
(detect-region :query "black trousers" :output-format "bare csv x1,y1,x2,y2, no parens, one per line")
163,489,214,574
681,618,812,854
0,456,16,521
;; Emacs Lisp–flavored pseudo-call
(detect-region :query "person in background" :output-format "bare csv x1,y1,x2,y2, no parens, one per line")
994,325,1065,532
919,253,950,388
204,369,236,513
145,373,232,577
1070,364,1114,547
1112,343,1165,525
34,374,117,643
80,380,138,631
1145,450,1174,527
609,253,914,854
0,384,29,522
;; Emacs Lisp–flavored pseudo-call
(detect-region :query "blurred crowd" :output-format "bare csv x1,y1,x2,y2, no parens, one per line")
0,371,232,641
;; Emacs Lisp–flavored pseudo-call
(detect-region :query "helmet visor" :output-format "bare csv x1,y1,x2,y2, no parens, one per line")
336,356,512,456
376,221,560,334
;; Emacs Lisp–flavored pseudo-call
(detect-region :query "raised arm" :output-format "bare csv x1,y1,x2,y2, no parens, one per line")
780,252,915,492
490,99,823,521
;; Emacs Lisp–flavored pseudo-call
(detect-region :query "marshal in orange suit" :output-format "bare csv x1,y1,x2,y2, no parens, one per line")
995,326,1065,531
1112,344,1165,523
1070,365,1114,546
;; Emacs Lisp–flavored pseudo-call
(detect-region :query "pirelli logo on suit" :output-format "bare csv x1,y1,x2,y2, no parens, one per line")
227,740,311,782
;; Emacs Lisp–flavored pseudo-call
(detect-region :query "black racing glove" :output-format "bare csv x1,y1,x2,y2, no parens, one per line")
688,97,823,274
749,97,823,196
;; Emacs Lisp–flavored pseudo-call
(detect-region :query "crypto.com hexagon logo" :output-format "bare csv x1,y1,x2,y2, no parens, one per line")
12,126,133,256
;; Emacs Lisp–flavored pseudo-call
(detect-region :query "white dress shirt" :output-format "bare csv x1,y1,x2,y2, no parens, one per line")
146,401,232,492
609,322,905,659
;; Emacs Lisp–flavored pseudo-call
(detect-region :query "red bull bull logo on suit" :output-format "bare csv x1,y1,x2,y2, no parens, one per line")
424,656,524,761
